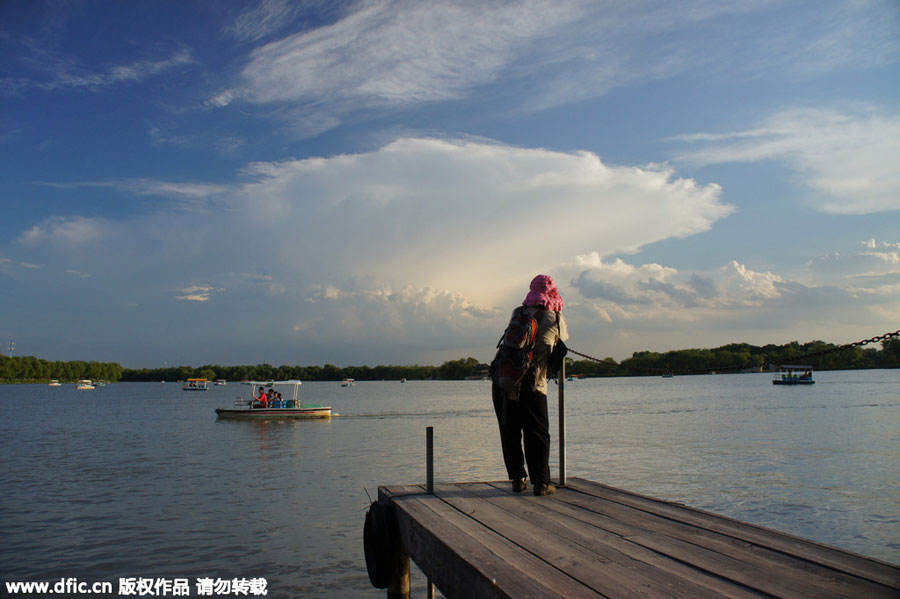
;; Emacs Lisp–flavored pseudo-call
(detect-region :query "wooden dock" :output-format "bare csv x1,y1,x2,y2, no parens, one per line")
369,478,900,599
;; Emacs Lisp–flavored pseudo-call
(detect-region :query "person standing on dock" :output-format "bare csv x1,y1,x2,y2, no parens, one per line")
491,274,568,496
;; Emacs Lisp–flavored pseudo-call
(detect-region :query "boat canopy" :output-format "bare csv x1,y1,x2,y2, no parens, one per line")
780,365,813,370
243,380,303,400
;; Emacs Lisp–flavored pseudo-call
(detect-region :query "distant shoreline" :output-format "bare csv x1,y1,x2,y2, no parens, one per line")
4,366,899,386
3,337,898,383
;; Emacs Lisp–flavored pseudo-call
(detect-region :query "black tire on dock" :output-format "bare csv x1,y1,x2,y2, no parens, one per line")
364,499,402,589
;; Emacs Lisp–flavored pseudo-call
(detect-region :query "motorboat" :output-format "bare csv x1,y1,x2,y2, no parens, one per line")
773,365,815,385
215,381,331,420
76,380,95,390
183,378,210,391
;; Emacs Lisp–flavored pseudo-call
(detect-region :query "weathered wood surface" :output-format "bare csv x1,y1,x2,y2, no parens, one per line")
378,478,899,599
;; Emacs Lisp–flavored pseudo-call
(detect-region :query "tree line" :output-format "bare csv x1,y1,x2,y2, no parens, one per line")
0,355,124,383
120,357,484,383
112,338,900,381
565,338,900,378
2,339,897,384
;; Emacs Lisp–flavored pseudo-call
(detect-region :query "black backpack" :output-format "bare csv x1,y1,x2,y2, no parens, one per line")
491,306,540,400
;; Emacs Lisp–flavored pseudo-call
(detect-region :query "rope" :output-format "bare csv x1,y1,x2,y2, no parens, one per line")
568,329,900,376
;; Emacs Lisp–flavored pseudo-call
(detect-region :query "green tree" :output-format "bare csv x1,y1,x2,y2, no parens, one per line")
321,364,343,381
437,357,480,379
879,338,900,367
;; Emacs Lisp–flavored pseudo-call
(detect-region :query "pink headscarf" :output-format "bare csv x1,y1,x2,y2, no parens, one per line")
523,274,564,311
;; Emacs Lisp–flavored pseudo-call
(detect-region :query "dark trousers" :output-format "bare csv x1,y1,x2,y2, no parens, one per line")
492,380,551,486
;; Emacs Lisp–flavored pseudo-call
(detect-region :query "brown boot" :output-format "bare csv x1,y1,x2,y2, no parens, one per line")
512,478,527,493
533,483,556,496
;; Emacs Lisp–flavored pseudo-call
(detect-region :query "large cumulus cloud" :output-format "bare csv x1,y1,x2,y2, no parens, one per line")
8,138,729,364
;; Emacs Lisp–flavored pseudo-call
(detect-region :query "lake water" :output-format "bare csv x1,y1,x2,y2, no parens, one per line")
1,370,898,597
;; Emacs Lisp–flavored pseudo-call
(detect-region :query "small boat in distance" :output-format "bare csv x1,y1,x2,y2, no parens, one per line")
215,379,227,386
183,378,210,391
341,378,355,387
76,380,95,390
48,380,61,387
773,365,815,385
215,381,331,420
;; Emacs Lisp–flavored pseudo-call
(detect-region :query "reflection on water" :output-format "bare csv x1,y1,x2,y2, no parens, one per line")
1,370,898,598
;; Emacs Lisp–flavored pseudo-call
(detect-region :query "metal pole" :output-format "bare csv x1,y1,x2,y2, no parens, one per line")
558,360,566,487
426,426,435,598
426,426,434,494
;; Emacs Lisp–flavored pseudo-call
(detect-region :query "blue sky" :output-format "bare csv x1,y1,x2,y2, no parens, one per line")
2,0,899,369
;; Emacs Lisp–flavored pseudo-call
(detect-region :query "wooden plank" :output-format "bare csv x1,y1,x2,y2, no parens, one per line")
545,484,896,599
380,484,427,501
396,493,595,599
377,480,899,599
431,484,643,599
434,482,763,599
383,485,596,599
565,478,900,590
480,482,768,599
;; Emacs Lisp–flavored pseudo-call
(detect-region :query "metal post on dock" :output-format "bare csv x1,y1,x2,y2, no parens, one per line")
426,426,434,494
425,426,435,599
558,360,566,487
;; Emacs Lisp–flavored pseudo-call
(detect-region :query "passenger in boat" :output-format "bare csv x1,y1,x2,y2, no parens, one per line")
252,386,268,408
491,274,568,497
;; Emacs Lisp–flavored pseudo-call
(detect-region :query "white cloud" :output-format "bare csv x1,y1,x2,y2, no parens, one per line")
297,283,499,349
571,242,900,321
570,257,784,314
176,285,224,302
810,239,900,286
18,216,107,246
788,0,900,75
40,179,229,199
221,137,730,307
10,137,899,364
226,0,319,42
563,237,899,358
2,49,195,96
211,0,900,135
220,0,568,109
672,107,900,214
11,137,729,363
0,257,41,273
38,179,231,215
